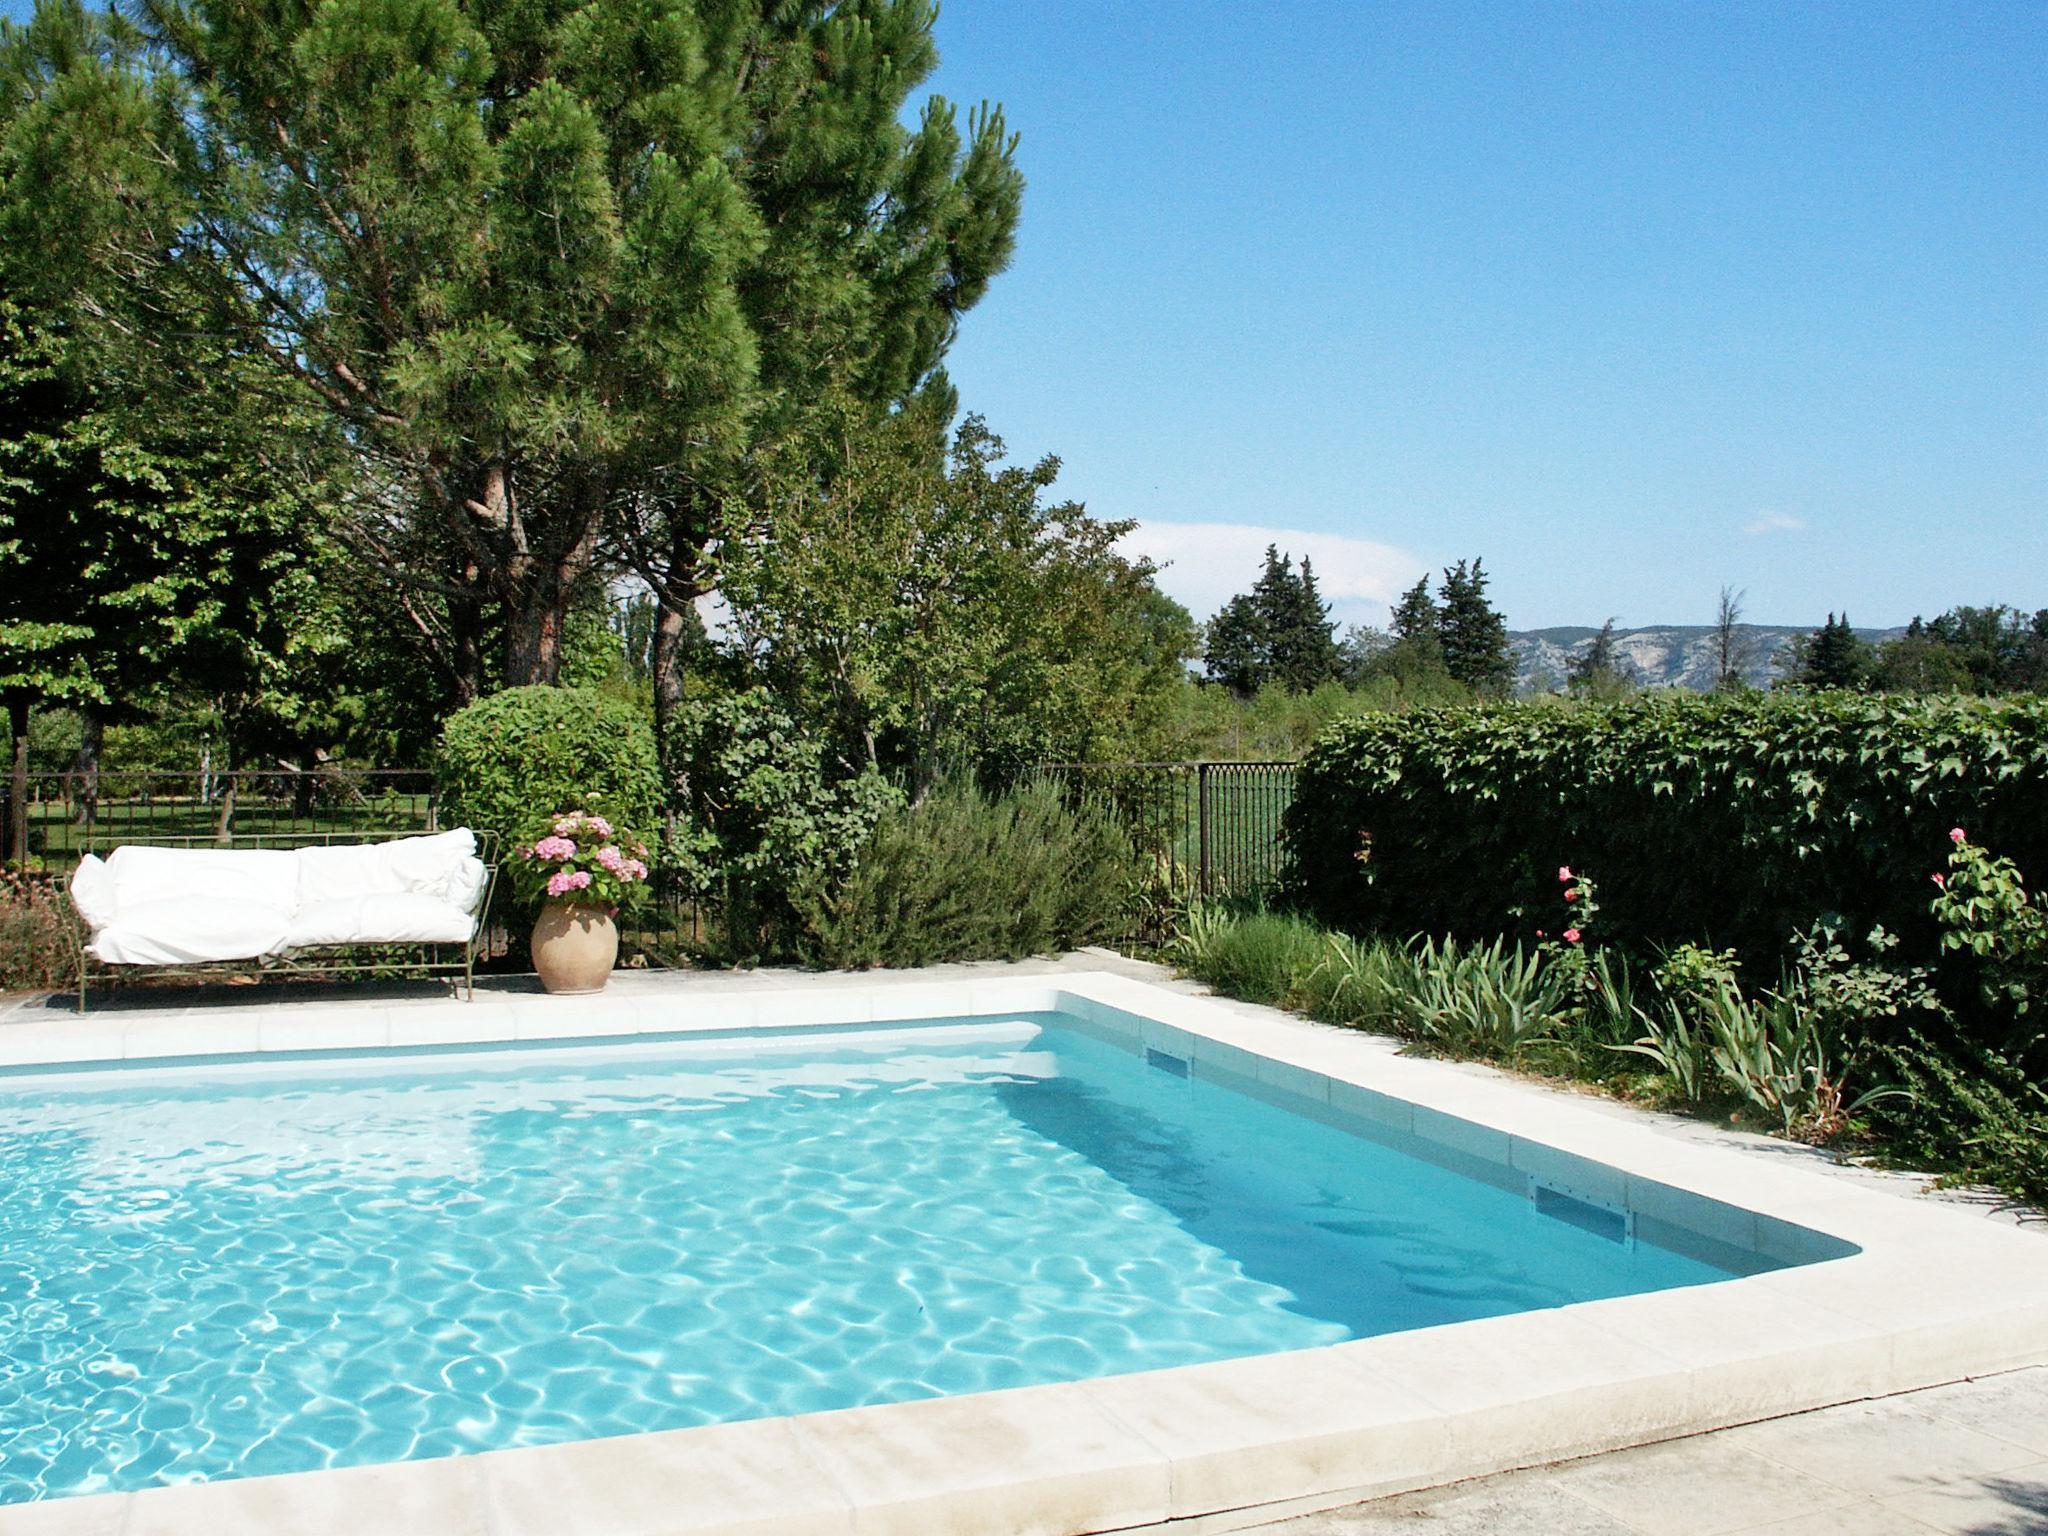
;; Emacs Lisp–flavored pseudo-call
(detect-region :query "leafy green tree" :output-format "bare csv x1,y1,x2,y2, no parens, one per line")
4,0,1022,716
719,409,1191,793
1795,614,1874,690
1867,607,2048,696
0,290,326,854
1436,558,1512,694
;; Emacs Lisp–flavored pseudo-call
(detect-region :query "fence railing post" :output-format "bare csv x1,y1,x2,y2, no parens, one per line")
1197,762,1213,899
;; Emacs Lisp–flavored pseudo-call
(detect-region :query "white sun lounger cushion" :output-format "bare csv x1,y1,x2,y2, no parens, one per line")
70,831,488,966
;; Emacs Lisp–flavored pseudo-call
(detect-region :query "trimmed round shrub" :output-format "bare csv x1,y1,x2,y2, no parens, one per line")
435,686,662,843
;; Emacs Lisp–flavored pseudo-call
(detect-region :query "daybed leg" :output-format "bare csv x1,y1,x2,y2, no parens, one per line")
76,952,87,1015
464,943,475,1002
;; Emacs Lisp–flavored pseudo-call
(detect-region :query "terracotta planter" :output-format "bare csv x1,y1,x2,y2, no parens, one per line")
531,903,618,994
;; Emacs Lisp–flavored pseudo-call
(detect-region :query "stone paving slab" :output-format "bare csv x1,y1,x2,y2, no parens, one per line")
1262,1366,2048,1536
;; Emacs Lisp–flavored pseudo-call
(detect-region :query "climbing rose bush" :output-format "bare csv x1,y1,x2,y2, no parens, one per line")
514,810,653,910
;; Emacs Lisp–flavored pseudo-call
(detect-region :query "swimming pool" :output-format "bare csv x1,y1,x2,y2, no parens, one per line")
0,970,2037,1535
3,1005,1797,1504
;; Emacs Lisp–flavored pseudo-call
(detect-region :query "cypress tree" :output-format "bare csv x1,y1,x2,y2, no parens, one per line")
1202,593,1268,698
1269,554,1340,691
1797,614,1873,690
1568,617,1635,695
1436,558,1513,694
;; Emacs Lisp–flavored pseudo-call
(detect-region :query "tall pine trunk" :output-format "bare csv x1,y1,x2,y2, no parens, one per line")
649,537,706,861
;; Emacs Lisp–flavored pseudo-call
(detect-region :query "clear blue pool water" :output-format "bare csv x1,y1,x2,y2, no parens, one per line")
0,1014,1760,1502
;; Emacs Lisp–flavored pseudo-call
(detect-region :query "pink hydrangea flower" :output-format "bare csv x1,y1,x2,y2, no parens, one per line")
585,815,613,838
546,869,594,898
1950,827,1967,844
624,859,648,880
1557,865,1573,882
1563,927,1582,944
596,845,626,873
532,835,577,861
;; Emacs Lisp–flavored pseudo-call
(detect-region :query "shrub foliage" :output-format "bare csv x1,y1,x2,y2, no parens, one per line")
435,686,663,842
797,780,1140,969
1284,693,2048,960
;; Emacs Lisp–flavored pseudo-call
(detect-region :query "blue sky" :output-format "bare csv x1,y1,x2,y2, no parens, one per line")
923,1,2047,631
7,1,2040,631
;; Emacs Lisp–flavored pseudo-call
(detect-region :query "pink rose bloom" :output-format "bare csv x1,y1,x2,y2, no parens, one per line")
1557,866,1573,882
1536,929,1547,939
1563,928,1582,944
533,835,577,861
1932,872,1946,888
1950,827,1966,844
1564,888,1578,902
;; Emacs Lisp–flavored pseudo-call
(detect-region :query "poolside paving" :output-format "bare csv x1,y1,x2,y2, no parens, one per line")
1263,1366,2048,1535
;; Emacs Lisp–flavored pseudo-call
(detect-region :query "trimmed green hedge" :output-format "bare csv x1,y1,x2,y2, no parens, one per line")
1282,693,2048,959
435,686,662,844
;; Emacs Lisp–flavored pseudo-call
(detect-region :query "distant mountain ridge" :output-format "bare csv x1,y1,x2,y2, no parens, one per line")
1508,623,1907,691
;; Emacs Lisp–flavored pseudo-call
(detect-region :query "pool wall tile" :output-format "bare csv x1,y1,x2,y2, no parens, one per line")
967,985,1063,1017
1328,1079,1415,1139
867,987,970,1024
1624,1175,1760,1256
1510,1139,1629,1212
1409,1105,1513,1170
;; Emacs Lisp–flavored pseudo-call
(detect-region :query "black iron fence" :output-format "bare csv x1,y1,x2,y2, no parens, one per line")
1042,761,1297,901
15,769,438,868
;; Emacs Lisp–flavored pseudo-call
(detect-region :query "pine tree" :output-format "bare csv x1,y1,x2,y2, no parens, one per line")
1436,558,1513,694
1797,614,1873,690
4,0,1023,708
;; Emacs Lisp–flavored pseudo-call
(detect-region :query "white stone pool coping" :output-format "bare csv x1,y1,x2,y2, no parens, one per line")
3,968,2046,1536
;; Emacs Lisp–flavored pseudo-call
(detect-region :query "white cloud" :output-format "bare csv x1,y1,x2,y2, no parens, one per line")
1743,511,1808,537
1115,519,1429,628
